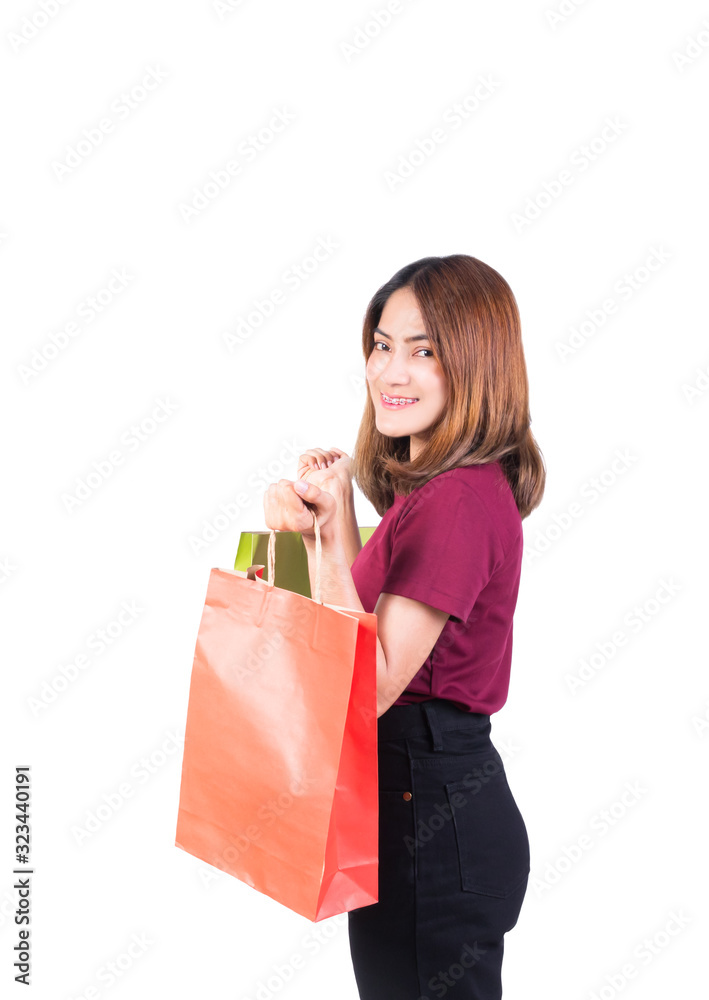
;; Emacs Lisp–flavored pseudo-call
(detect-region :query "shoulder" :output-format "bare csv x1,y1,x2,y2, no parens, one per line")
397,463,520,551
401,463,509,515
443,463,514,508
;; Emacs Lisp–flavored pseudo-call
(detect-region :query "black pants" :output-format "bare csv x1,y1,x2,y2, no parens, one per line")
347,698,530,1000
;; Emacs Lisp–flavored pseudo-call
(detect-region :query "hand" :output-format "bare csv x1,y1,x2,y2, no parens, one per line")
263,478,339,543
296,447,352,503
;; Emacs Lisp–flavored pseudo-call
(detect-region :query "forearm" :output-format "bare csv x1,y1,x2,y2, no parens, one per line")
337,489,363,568
302,526,393,718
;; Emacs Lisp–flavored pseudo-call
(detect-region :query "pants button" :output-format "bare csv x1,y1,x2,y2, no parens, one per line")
402,791,412,801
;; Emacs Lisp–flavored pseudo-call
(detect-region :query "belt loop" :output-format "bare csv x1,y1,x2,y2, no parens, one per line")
422,701,443,751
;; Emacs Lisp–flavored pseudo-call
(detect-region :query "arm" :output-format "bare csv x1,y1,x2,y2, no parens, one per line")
336,487,363,568
297,448,361,567
302,520,449,718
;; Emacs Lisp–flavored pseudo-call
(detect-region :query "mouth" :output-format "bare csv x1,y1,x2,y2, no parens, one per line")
379,391,419,409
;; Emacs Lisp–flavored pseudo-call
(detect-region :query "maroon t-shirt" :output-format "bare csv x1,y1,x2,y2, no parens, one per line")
351,462,523,715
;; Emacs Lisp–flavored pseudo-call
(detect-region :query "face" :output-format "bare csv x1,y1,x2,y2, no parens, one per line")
366,286,448,461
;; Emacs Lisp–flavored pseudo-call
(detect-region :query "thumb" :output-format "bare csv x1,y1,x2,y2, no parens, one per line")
293,479,335,513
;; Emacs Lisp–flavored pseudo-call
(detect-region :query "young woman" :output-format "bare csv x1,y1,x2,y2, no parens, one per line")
264,254,545,1000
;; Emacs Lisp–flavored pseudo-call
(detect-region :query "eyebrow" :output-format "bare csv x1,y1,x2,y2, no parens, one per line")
373,326,430,343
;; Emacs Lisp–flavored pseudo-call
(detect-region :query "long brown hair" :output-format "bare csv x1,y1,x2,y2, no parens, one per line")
351,254,546,520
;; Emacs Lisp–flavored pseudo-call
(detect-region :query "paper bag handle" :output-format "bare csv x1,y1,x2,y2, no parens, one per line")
260,466,323,605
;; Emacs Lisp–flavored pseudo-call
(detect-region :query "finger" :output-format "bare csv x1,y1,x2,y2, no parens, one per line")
268,483,294,529
289,480,324,533
269,480,302,530
264,483,283,530
298,450,328,471
313,449,339,467
293,478,313,496
309,449,331,469
292,479,334,528
293,479,324,516
297,461,323,479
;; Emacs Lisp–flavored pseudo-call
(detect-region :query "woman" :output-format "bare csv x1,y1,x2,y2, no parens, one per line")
264,254,545,999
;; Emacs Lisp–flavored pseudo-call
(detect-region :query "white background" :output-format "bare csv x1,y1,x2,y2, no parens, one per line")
2,0,708,998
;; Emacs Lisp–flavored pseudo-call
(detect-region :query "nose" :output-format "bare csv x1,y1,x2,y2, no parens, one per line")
372,350,413,390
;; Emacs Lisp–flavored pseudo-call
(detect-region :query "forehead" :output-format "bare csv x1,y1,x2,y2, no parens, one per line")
377,288,427,339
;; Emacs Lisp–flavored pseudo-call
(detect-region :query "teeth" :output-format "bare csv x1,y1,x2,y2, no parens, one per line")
382,394,417,405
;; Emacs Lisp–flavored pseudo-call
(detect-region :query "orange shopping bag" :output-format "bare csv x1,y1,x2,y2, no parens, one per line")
175,513,379,922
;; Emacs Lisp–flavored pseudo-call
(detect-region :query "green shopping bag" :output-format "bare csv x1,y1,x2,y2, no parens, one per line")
234,527,377,599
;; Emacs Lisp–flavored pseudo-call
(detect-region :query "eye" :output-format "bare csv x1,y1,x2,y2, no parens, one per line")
373,341,434,358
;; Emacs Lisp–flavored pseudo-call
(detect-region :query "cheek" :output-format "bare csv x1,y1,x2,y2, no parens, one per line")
420,369,446,397
367,355,385,378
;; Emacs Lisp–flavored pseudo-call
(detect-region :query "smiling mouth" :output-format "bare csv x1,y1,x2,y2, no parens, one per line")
380,392,419,406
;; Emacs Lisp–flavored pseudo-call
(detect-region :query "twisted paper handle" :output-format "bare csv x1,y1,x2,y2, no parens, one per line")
266,466,321,604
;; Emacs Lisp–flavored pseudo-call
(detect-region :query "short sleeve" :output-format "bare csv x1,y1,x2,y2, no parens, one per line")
380,478,505,623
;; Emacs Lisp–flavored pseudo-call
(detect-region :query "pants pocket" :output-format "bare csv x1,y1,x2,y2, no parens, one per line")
445,761,530,899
